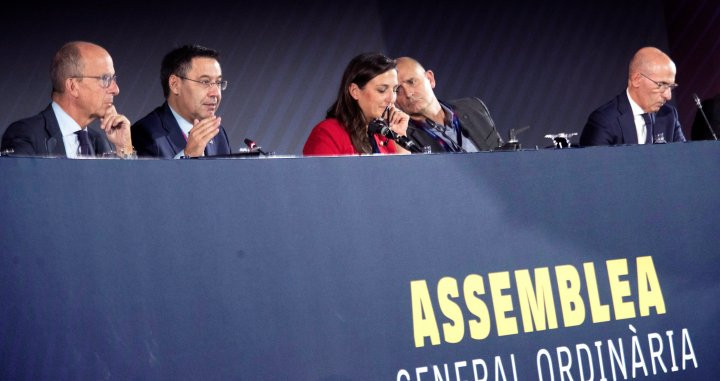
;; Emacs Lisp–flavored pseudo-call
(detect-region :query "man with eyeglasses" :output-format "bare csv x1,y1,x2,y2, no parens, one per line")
580,47,685,146
131,44,231,158
1,41,135,158
394,57,502,153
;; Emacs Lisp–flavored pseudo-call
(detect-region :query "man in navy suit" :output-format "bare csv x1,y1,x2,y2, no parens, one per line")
1,41,134,158
580,47,685,146
131,45,231,158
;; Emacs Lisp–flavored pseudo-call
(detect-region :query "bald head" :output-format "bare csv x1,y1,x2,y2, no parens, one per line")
395,56,442,119
628,47,675,79
627,47,677,113
51,41,109,94
50,41,118,126
396,56,425,73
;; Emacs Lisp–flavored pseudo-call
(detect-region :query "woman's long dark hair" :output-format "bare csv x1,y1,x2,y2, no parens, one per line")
327,52,396,153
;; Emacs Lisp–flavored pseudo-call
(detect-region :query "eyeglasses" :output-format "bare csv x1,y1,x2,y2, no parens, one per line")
640,73,678,91
176,75,228,91
70,74,118,89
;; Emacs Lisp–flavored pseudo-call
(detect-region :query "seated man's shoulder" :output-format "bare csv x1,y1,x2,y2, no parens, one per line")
1,110,53,155
133,104,165,125
4,112,47,137
588,95,623,119
131,105,168,135
447,97,486,109
580,95,626,146
447,97,493,119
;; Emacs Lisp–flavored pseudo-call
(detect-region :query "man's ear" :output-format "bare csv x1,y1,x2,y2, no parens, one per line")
169,74,181,95
629,72,642,89
426,70,436,89
66,78,80,98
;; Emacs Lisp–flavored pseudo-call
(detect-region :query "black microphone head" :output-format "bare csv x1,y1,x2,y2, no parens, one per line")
367,118,388,135
243,138,257,149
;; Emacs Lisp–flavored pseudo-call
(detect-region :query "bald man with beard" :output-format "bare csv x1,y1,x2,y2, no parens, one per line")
580,47,686,146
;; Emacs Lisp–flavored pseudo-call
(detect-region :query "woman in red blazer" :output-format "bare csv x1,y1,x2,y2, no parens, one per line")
303,53,410,156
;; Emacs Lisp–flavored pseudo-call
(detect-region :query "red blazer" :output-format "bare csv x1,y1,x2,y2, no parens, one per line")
303,118,397,156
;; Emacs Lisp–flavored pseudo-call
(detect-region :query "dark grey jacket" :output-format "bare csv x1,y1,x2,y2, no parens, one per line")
406,97,502,152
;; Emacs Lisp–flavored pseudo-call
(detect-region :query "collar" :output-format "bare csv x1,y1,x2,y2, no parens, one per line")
626,88,646,116
416,102,456,130
168,104,194,137
438,102,455,125
52,101,83,137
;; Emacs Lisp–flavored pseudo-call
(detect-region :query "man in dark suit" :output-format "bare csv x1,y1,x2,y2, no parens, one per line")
1,41,134,158
394,57,502,153
580,47,685,146
131,45,231,158
691,93,720,141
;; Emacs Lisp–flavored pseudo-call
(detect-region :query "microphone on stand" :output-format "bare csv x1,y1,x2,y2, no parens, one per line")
692,93,718,141
367,118,423,153
244,138,270,156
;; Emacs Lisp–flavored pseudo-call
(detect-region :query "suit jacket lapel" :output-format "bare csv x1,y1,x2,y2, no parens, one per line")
448,102,483,148
89,128,114,156
654,109,669,138
41,105,67,156
205,136,217,156
617,93,638,144
160,103,186,156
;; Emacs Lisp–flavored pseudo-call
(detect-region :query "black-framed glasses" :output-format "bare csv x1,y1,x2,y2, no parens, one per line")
176,75,228,91
70,74,118,89
640,73,678,91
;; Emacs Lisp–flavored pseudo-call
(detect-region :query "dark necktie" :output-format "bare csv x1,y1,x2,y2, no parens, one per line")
76,129,92,156
641,113,655,144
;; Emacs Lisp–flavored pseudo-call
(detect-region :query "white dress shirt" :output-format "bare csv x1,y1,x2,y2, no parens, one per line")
52,102,84,158
169,105,196,159
626,89,649,144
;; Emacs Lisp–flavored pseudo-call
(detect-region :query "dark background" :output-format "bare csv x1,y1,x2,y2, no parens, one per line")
1,0,718,154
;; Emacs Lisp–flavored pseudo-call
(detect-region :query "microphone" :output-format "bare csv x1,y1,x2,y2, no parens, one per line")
367,118,423,153
692,93,718,141
244,138,270,156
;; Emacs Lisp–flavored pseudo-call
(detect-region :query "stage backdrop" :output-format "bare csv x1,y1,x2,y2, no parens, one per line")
2,0,717,154
1,142,719,380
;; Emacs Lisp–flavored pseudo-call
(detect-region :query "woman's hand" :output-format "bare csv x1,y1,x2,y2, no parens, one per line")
386,104,409,137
